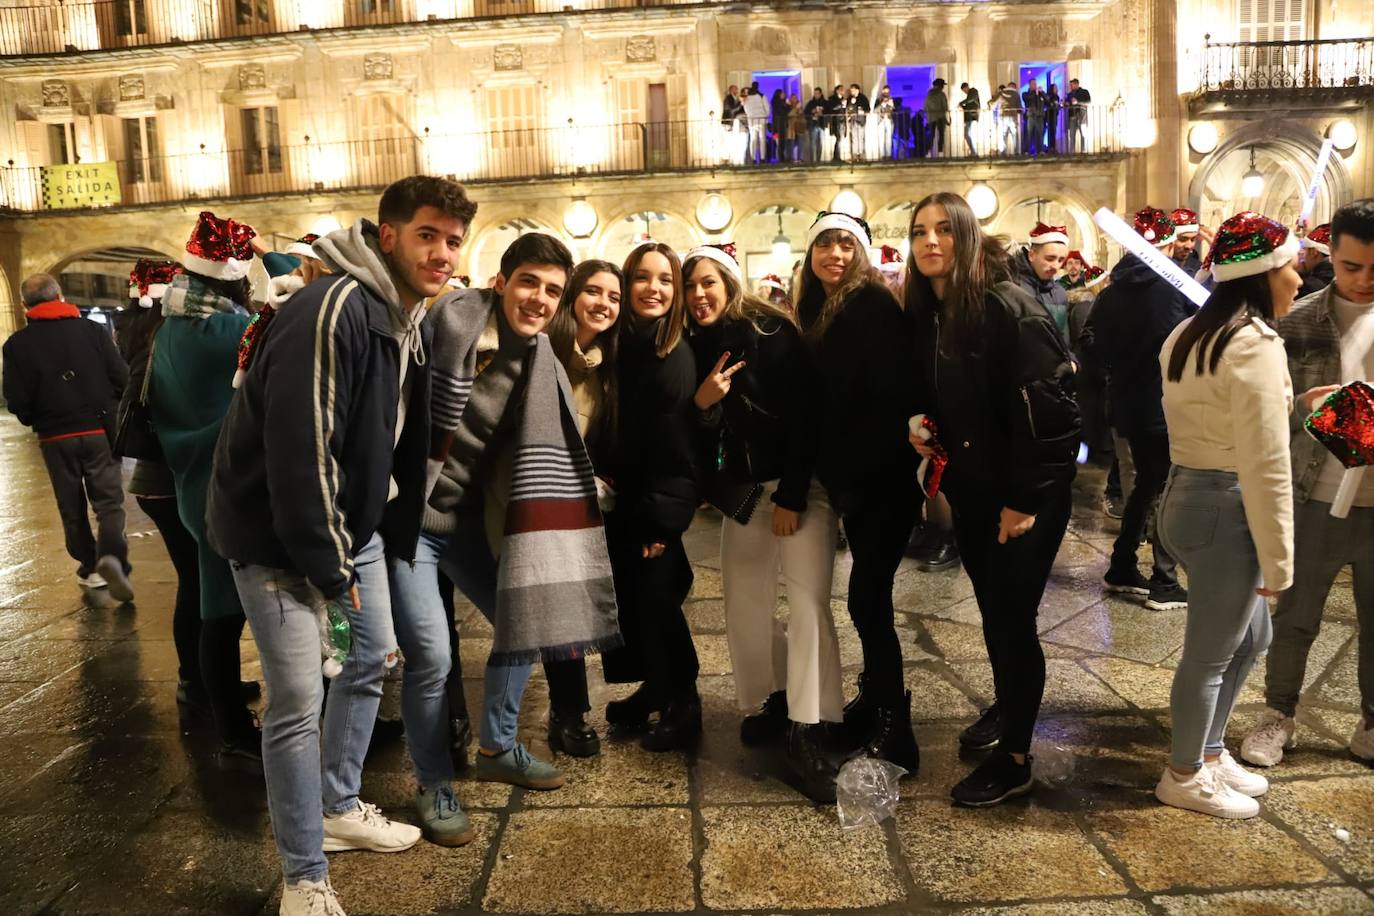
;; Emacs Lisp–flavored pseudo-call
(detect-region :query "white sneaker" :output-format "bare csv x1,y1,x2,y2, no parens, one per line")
1240,707,1296,767
77,571,108,590
96,555,134,602
322,801,421,853
1155,764,1260,819
280,878,346,916
1351,718,1374,762
1208,749,1269,797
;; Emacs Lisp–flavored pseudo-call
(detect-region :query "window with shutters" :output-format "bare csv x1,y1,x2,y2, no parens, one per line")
485,85,541,178
235,0,269,26
1238,0,1307,76
352,93,413,185
48,122,77,164
113,0,148,36
241,107,283,176
123,116,161,183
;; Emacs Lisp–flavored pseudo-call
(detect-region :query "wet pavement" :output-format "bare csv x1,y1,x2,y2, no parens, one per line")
0,409,1371,915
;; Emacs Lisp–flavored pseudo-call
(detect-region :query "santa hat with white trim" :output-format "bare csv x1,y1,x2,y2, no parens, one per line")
757,273,787,294
683,242,742,281
805,210,872,250
1083,265,1108,289
128,258,184,308
1306,223,1332,257
1203,210,1300,283
182,210,256,281
284,233,321,260
1169,208,1200,236
1027,222,1070,247
877,245,904,276
1132,207,1177,247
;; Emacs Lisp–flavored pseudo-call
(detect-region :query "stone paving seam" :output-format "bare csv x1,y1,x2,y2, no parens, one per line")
685,746,712,912
472,804,518,914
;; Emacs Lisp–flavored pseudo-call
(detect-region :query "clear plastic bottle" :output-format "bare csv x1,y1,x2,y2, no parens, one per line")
317,600,352,678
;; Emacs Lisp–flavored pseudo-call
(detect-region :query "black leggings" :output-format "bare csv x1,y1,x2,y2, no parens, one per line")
952,486,1072,755
136,495,200,684
201,613,249,738
843,489,921,706
438,570,469,721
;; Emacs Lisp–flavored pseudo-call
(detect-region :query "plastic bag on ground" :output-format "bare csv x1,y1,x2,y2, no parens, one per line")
836,757,907,830
1031,741,1076,787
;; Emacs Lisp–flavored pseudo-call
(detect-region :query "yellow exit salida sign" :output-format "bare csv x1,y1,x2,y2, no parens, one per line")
41,162,122,209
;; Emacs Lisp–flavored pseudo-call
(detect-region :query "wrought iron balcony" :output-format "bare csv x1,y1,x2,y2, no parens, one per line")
1,110,1126,214
1,0,703,57
1196,35,1374,97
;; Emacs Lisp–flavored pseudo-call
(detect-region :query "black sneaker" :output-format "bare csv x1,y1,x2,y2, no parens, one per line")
1102,494,1125,520
915,539,960,573
1145,582,1189,611
950,751,1034,807
740,690,789,747
217,717,264,775
176,680,211,720
1103,566,1150,596
958,705,1002,752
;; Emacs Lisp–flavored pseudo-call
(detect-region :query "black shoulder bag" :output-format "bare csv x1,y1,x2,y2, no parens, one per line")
112,339,163,462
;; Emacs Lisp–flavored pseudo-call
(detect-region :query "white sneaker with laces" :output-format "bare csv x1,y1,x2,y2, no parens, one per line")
77,571,108,590
1208,749,1269,797
280,878,346,916
1239,707,1296,767
1351,718,1374,762
1155,764,1260,819
322,801,421,853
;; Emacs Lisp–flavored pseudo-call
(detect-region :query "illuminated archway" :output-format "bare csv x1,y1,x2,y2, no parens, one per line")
1189,123,1350,229
594,209,700,263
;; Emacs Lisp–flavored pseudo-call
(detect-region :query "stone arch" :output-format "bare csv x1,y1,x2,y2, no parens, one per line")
463,213,570,288
48,245,178,313
1187,121,1350,228
727,202,815,283
592,204,702,263
991,188,1102,265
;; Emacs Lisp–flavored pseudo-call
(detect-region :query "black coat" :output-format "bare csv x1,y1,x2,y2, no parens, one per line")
610,319,700,542
2,301,127,439
1012,249,1071,344
911,281,1080,515
801,282,919,516
1298,258,1334,299
689,315,817,512
1087,254,1196,438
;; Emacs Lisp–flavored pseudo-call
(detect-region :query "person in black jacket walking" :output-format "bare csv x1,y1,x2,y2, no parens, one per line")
1089,207,1195,612
684,243,845,801
796,211,921,774
1011,222,1072,343
206,176,477,915
906,191,1080,807
599,241,703,752
3,273,132,600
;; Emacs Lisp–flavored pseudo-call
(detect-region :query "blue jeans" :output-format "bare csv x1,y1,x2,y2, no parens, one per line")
1159,468,1274,771
389,523,532,757
234,531,394,884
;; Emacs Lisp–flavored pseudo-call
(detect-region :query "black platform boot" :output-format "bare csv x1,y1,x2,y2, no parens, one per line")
841,672,877,747
864,690,920,774
606,683,657,734
740,690,789,747
787,721,842,803
641,688,703,752
548,710,601,757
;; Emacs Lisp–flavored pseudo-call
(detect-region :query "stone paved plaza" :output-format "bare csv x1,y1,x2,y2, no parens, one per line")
1,411,1371,915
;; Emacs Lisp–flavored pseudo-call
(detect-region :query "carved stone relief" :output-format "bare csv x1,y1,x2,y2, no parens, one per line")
1030,19,1062,48
239,64,267,91
625,35,655,62
898,21,927,51
118,75,145,102
363,54,393,81
749,27,789,56
493,44,524,71
41,80,69,108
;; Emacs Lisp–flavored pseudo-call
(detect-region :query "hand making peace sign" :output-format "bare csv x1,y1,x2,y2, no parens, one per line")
693,350,746,411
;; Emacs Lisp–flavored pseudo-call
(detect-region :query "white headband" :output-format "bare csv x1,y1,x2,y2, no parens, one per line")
806,212,871,250
1211,231,1300,283
684,245,741,281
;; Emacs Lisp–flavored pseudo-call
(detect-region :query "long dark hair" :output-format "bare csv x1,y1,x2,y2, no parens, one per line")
1165,273,1274,381
621,242,685,358
795,228,891,339
902,191,1010,357
548,259,622,456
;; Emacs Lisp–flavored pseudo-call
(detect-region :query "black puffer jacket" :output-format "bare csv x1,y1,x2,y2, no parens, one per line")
803,282,919,516
911,281,1080,515
1013,249,1070,343
1088,254,1196,438
611,318,700,542
689,314,817,512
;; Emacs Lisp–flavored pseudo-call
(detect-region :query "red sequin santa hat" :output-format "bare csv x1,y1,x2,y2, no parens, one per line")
757,273,788,294
1133,207,1177,247
1083,265,1108,289
284,233,321,260
1064,249,1086,265
1306,223,1332,257
183,210,256,281
1203,211,1299,283
1169,208,1200,235
1027,222,1070,247
128,258,184,308
878,244,905,275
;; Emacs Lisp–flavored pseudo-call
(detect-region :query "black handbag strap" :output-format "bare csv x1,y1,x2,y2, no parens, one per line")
137,338,156,406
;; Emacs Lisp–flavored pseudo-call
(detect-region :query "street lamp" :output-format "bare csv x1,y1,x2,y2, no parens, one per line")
1328,119,1357,152
563,198,598,238
1187,121,1219,155
967,182,998,221
696,192,732,232
830,188,865,218
771,213,790,263
1240,147,1264,199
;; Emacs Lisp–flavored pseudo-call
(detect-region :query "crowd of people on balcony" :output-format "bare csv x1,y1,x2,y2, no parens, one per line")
4,170,1374,916
718,75,1096,164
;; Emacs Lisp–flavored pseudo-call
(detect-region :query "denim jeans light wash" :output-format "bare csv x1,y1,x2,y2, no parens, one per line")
390,521,532,756
1158,467,1275,772
233,531,394,884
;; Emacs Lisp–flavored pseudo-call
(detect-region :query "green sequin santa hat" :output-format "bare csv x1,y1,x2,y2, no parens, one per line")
1204,211,1299,283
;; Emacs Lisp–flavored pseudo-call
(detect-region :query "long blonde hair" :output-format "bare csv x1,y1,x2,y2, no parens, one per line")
621,242,686,358
796,228,892,337
682,255,797,334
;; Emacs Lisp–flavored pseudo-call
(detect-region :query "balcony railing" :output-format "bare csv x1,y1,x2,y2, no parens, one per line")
0,109,1126,214
1197,35,1374,93
0,0,705,56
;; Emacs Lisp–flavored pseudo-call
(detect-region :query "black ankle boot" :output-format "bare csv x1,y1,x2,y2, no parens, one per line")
787,722,841,803
641,689,702,752
450,715,473,772
915,536,960,573
607,684,657,734
549,710,601,757
842,673,877,745
740,690,789,747
864,691,920,774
